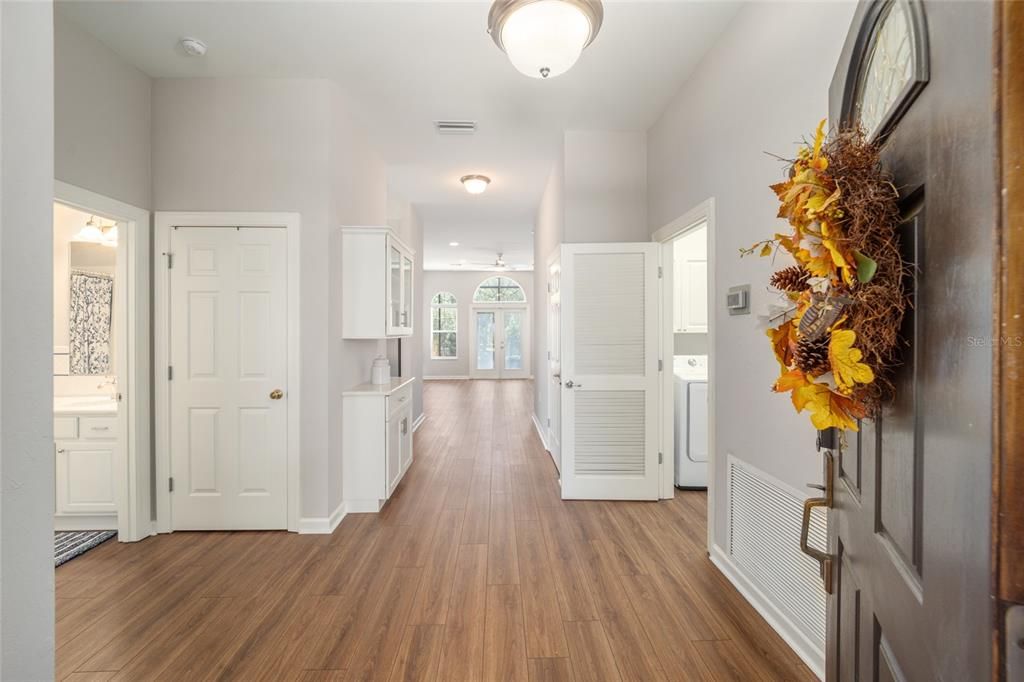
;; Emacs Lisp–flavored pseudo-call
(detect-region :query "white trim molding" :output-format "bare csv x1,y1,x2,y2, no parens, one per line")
531,413,550,451
298,501,346,535
154,211,302,533
423,375,470,381
710,544,825,680
55,181,152,543
412,413,427,432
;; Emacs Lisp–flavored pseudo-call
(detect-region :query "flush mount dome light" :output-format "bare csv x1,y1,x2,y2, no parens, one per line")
460,174,491,194
487,0,603,79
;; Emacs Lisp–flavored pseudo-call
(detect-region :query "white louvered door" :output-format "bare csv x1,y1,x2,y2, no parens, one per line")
560,243,660,500
169,226,289,530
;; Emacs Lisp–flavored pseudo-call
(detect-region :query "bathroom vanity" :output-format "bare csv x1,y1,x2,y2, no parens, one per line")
54,395,118,530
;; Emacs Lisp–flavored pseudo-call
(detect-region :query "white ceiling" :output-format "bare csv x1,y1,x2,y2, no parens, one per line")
58,1,741,270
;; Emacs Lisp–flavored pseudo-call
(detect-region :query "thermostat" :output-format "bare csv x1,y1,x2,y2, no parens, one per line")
727,285,750,315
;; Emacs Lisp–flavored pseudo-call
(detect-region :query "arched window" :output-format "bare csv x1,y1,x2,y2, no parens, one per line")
430,292,458,358
473,276,526,303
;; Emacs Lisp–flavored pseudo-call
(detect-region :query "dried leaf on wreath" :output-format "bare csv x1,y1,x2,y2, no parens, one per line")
829,329,875,394
795,381,865,431
854,250,878,283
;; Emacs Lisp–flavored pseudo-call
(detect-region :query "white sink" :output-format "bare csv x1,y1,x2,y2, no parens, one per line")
54,395,118,415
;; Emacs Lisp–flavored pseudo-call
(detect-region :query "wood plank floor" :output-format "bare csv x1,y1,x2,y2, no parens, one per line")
56,380,817,681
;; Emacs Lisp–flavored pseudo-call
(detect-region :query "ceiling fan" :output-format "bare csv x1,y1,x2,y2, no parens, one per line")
451,252,527,270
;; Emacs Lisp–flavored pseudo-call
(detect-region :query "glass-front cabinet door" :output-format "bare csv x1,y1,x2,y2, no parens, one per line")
401,253,413,332
388,243,402,334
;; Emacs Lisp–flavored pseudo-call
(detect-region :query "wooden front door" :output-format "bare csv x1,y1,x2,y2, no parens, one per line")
825,1,996,680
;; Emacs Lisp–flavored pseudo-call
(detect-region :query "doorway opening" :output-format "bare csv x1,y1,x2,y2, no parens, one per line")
654,198,716,538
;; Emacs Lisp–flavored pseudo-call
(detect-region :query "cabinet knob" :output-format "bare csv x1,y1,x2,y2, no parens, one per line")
270,389,284,400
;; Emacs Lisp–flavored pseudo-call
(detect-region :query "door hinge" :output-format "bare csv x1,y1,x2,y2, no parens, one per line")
658,452,663,464
658,266,663,279
658,359,663,371
547,418,551,427
165,252,174,269
168,477,174,493
547,282,552,293
168,365,174,380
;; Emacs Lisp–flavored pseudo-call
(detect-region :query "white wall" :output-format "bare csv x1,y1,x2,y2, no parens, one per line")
0,1,56,677
422,270,534,379
564,130,648,243
647,0,856,553
55,11,151,209
152,77,389,522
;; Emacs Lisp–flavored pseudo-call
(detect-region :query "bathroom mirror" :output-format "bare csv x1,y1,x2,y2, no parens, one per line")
67,242,116,376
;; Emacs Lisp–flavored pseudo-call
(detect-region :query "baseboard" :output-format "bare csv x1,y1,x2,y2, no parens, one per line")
55,514,117,532
531,413,550,451
297,501,347,535
412,413,426,432
345,499,386,513
709,544,825,680
423,375,469,381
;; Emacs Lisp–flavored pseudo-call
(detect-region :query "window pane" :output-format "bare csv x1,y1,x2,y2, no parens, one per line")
432,331,457,358
432,292,456,305
502,287,525,302
504,311,523,370
439,307,456,331
476,312,495,370
474,276,525,303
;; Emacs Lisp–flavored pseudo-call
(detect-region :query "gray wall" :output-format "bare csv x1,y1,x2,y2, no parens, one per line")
55,12,151,209
674,333,708,355
152,77,389,520
532,158,564,426
422,270,534,380
564,130,648,243
1,1,56,677
647,0,857,549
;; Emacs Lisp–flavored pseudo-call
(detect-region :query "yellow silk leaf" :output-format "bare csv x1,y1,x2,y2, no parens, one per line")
829,329,875,393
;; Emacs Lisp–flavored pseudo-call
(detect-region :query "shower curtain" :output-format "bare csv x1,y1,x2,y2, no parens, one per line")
69,271,114,375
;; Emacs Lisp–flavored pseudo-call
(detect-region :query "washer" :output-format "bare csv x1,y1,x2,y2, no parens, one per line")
674,355,708,489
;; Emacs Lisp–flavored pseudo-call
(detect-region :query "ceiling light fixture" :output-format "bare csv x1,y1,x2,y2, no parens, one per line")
460,174,491,195
180,37,208,57
449,241,460,247
487,0,603,79
75,216,118,247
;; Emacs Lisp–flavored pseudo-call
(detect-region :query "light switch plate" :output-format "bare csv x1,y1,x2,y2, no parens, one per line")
727,284,750,315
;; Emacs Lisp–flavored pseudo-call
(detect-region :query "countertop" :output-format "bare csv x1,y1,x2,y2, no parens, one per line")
342,376,416,397
54,395,118,415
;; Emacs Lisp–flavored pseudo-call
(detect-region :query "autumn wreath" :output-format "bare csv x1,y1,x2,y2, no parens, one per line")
743,120,908,432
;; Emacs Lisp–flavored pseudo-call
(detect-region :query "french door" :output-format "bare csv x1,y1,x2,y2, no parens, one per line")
470,306,529,379
560,243,661,500
168,226,289,530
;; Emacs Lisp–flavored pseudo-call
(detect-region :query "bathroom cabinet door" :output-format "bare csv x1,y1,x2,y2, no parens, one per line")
56,442,116,514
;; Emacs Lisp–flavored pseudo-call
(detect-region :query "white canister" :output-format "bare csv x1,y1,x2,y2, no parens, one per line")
371,356,391,385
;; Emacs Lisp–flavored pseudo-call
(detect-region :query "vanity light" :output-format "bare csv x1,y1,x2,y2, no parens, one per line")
487,0,603,79
460,174,491,195
75,216,118,247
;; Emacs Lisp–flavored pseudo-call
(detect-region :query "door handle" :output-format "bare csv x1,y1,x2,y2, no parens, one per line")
800,450,835,594
564,380,582,389
270,389,284,400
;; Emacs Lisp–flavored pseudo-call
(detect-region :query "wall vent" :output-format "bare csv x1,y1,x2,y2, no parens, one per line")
434,120,477,135
728,456,828,650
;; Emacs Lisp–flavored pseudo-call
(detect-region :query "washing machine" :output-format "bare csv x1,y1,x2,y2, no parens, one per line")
674,355,708,489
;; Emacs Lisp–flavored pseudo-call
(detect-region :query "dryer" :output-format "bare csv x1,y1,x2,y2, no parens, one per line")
674,355,708,488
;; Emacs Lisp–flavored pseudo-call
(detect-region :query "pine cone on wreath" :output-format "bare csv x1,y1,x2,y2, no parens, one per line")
794,334,831,376
769,265,811,292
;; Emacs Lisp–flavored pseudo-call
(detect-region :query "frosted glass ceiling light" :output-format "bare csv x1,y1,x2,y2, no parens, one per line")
460,174,491,194
488,0,603,79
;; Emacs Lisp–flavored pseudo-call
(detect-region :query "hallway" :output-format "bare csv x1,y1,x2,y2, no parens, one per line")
55,380,815,681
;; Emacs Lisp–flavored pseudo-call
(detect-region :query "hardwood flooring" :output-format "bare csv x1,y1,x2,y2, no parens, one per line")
56,380,817,681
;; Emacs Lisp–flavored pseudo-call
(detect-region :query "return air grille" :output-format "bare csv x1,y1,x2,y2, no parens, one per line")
728,456,828,650
434,120,477,135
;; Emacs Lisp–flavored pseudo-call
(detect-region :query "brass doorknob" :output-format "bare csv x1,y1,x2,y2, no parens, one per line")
270,389,284,400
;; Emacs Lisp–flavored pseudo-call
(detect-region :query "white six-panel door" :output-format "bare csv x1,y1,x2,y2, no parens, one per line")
169,227,289,530
560,243,661,500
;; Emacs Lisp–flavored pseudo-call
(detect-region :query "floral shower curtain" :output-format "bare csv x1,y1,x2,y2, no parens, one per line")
69,271,114,375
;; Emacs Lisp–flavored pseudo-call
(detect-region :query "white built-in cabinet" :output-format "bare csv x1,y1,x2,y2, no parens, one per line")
673,224,709,334
342,227,415,338
54,413,118,529
342,377,415,512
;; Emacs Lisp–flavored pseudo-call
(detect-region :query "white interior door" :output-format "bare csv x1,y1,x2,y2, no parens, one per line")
169,226,288,530
560,243,661,500
547,257,562,470
471,306,529,379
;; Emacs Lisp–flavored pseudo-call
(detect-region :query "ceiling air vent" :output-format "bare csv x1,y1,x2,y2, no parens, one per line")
435,120,477,135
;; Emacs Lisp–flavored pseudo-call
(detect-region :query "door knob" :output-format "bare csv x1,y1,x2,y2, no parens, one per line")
564,380,575,388
270,389,284,400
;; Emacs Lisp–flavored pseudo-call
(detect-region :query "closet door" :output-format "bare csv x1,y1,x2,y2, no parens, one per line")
560,243,661,500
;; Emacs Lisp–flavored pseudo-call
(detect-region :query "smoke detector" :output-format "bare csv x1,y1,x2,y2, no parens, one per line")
180,37,208,57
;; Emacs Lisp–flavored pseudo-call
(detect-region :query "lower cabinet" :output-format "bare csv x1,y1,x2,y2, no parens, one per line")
343,377,416,512
54,414,118,530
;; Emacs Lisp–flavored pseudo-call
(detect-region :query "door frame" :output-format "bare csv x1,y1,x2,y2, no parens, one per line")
546,250,562,471
652,198,717,519
468,303,531,379
55,181,152,543
154,211,302,533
